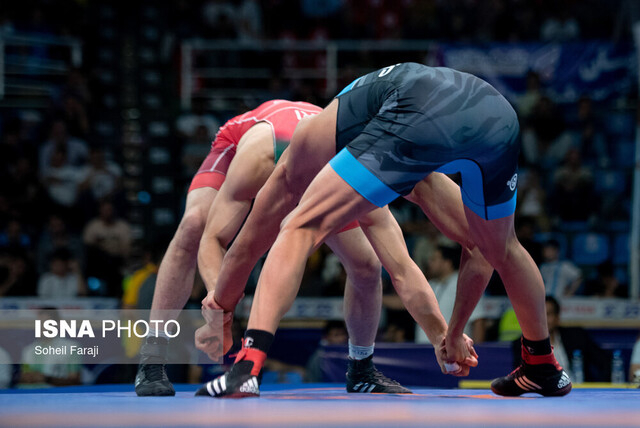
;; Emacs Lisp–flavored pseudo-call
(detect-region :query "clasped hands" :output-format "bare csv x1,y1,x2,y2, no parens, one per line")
435,333,479,377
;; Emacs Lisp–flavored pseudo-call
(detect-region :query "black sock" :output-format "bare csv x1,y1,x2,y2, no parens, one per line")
522,336,552,355
244,329,274,354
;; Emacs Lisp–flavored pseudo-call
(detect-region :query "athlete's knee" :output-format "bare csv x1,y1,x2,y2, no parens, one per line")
477,234,519,268
343,252,382,289
174,207,207,254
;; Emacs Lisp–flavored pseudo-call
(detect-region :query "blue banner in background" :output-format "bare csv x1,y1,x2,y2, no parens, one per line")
437,42,636,103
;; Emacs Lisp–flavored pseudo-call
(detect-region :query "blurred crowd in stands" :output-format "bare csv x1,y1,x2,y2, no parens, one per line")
0,1,638,387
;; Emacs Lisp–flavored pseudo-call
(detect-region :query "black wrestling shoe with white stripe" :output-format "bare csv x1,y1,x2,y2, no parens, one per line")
491,363,572,397
135,337,175,396
195,361,260,398
346,355,412,394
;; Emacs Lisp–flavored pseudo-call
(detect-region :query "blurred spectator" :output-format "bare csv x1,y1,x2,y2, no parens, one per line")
550,148,597,222
176,97,220,141
539,239,582,299
83,201,131,297
382,322,410,343
305,320,348,382
566,96,609,168
521,96,572,169
237,0,263,42
37,248,86,298
78,146,123,204
201,0,238,39
121,245,161,310
584,261,628,298
19,308,81,387
414,244,485,343
512,296,609,382
36,214,83,275
406,220,455,277
320,252,347,297
515,169,549,232
515,71,543,120
0,219,32,252
181,125,213,178
0,249,37,296
40,145,85,222
421,244,461,325
39,119,88,172
631,334,640,384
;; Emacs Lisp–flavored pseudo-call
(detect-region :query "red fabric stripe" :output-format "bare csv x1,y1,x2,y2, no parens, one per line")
188,171,225,192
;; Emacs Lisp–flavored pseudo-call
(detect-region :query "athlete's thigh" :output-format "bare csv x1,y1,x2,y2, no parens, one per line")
282,163,378,249
283,99,339,189
406,172,472,248
463,206,517,257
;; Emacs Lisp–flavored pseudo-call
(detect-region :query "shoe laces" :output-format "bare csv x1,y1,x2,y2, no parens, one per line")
356,364,402,386
144,363,167,382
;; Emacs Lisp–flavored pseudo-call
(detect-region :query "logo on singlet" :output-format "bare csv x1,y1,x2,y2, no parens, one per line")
507,174,518,191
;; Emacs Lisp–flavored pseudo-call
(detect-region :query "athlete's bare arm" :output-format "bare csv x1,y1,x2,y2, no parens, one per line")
198,122,276,307
359,207,447,342
406,173,493,366
357,206,478,375
212,110,336,310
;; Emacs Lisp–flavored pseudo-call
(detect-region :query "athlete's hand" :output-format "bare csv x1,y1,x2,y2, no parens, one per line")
194,322,224,362
200,291,238,356
437,334,478,377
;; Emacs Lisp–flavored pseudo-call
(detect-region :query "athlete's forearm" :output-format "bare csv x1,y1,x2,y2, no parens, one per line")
359,208,447,343
394,265,448,344
214,167,298,310
199,197,252,305
198,234,226,293
447,247,491,338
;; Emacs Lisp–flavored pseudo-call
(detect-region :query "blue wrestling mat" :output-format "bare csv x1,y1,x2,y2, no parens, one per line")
0,384,638,427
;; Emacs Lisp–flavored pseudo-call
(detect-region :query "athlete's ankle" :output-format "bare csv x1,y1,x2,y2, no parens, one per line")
234,329,274,376
519,336,563,369
521,336,552,356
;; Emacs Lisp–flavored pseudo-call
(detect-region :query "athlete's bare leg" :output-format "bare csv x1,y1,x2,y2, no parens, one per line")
150,187,218,322
138,187,217,396
445,208,548,362
325,229,382,347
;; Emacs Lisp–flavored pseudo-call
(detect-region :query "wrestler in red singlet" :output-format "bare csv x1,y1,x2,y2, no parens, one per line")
189,100,322,192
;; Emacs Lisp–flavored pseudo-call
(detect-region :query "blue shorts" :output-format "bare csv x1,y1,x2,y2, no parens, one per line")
330,63,520,220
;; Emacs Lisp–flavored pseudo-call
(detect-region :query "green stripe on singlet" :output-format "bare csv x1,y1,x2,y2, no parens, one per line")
274,139,289,164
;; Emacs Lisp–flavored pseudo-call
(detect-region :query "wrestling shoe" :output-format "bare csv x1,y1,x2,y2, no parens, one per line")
195,342,266,398
491,349,571,397
135,337,175,396
346,355,412,394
